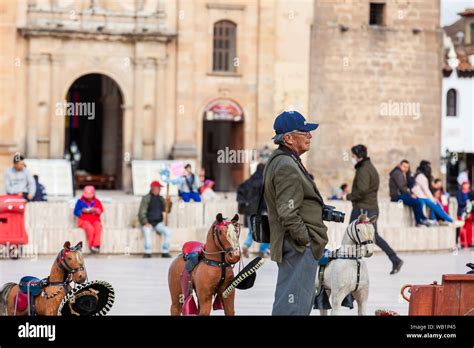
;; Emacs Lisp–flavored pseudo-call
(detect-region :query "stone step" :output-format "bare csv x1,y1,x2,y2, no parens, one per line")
246,225,456,254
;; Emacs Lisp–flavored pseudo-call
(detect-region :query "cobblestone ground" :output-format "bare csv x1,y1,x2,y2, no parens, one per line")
0,249,472,315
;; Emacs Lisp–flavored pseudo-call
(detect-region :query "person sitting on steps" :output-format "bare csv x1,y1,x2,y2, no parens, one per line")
138,181,173,258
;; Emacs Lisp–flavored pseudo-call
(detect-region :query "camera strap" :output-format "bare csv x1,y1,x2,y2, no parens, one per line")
283,149,325,205
256,148,324,216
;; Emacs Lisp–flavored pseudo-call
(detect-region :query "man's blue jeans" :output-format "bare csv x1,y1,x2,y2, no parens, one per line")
418,198,453,222
243,216,269,253
392,194,426,224
142,222,171,254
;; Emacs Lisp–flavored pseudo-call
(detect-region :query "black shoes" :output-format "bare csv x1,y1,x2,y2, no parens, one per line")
390,259,404,275
144,253,171,258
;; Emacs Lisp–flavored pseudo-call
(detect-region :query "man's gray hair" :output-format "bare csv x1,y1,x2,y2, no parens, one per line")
273,133,286,145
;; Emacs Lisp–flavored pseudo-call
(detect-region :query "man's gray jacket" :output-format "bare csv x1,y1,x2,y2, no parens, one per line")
4,167,36,197
264,146,328,263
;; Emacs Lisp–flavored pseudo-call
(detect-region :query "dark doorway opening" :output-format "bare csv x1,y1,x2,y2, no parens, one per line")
446,152,474,195
202,120,244,192
64,74,123,189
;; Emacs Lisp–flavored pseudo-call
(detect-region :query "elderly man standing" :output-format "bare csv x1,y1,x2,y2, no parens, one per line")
264,111,328,315
4,154,36,201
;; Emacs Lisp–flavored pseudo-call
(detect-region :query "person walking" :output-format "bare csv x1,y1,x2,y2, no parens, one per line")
348,144,403,275
138,181,172,258
73,186,103,253
236,163,269,258
389,159,431,227
264,111,328,315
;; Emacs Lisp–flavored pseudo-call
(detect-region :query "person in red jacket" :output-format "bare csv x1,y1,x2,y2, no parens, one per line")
73,185,103,253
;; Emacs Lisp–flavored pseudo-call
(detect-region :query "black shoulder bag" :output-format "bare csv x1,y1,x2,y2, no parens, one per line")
249,153,288,243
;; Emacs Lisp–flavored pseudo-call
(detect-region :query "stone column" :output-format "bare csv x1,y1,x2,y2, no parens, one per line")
154,57,167,159
132,57,145,159
26,53,51,158
141,57,158,160
122,103,134,192
49,55,64,158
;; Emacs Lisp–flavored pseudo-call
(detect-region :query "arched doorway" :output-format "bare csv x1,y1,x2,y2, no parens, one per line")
64,74,123,189
202,99,244,192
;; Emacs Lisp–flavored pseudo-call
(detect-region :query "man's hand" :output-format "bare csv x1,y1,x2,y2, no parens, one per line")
27,195,33,201
17,192,23,197
411,194,417,199
82,207,91,213
144,223,152,228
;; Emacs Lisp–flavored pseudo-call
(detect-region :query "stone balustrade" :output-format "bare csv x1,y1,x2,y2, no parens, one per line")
21,198,457,255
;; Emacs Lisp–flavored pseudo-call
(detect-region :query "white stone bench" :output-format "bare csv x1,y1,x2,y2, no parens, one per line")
21,199,457,254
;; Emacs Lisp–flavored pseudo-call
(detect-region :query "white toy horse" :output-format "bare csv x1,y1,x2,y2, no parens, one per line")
315,214,376,315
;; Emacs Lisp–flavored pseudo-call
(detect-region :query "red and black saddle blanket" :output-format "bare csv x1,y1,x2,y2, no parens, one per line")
182,241,205,273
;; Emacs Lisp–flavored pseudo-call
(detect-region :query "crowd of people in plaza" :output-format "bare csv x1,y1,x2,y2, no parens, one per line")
1,131,473,262
389,159,472,247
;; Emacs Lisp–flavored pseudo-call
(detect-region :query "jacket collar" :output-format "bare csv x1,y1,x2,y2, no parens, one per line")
272,146,324,204
355,157,370,170
278,145,301,159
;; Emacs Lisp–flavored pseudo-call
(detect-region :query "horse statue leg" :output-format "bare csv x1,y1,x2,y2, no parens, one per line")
329,289,350,315
221,291,235,316
352,289,368,316
168,256,185,315
0,283,27,316
352,262,370,316
196,291,212,315
327,261,353,316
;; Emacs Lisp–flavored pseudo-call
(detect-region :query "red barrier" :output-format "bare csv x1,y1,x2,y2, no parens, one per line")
0,195,28,245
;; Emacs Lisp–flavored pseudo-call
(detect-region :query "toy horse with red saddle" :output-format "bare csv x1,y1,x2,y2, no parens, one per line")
168,213,241,315
0,241,87,316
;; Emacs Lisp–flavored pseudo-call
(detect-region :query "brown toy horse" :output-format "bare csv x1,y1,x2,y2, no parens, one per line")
168,213,241,315
0,241,87,316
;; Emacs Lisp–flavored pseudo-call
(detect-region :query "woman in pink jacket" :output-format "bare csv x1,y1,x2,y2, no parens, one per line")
412,161,453,223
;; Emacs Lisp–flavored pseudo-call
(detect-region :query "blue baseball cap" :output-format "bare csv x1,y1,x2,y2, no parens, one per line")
272,111,319,137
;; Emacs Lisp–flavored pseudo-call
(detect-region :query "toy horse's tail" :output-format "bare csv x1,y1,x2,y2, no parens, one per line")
0,282,16,316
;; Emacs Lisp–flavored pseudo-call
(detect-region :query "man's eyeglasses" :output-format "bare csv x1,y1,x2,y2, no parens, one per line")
290,130,311,138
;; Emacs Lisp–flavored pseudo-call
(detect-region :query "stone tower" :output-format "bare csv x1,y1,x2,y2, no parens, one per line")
308,0,443,198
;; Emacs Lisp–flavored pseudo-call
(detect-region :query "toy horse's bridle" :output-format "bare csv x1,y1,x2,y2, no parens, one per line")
56,247,86,274
202,219,241,296
40,246,87,300
347,221,374,247
204,220,241,257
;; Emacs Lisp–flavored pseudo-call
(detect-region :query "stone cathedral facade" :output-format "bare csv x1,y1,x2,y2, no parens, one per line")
0,0,442,196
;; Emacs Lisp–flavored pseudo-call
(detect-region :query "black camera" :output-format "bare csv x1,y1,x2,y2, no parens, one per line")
322,205,345,223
